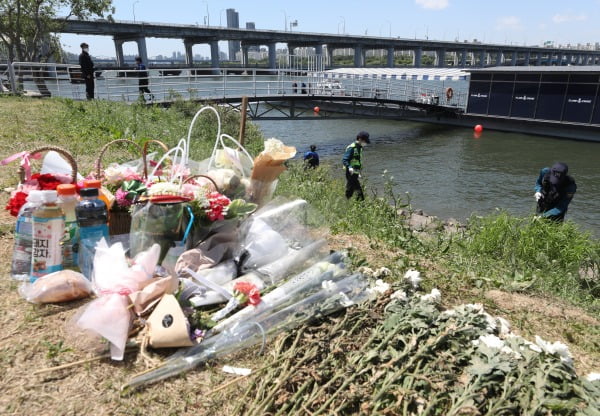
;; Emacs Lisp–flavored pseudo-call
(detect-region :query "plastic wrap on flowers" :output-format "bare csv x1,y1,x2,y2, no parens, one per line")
76,241,160,360
245,138,296,207
235,198,327,273
123,273,370,390
129,202,189,264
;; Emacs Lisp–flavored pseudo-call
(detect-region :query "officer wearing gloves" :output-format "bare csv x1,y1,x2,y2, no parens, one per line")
534,162,577,222
342,131,370,200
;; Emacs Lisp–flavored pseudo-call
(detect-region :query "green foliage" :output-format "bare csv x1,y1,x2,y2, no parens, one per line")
42,339,72,359
275,162,420,253
240,294,600,414
0,0,114,62
444,211,600,311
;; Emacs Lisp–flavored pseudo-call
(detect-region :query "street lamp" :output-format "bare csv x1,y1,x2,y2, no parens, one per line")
202,0,210,26
220,8,225,26
132,0,139,23
386,20,392,37
339,16,345,35
281,10,288,31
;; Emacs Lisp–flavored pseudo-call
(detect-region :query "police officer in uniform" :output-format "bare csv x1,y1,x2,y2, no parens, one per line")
342,131,370,200
534,162,577,222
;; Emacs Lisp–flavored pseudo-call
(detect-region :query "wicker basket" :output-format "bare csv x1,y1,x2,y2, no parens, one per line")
95,139,168,235
183,174,220,192
19,145,78,184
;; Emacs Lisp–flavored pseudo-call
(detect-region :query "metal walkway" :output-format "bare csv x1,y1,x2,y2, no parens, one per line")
1,62,468,119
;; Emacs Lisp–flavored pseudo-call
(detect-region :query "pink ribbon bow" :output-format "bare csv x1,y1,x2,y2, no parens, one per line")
0,151,42,181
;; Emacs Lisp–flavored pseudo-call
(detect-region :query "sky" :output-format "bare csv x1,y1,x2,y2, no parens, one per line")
59,0,600,59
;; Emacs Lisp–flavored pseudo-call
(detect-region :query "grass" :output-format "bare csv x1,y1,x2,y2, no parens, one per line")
0,96,598,414
276,164,600,314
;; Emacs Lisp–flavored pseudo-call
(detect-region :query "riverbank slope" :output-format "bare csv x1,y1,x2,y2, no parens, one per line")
0,96,597,414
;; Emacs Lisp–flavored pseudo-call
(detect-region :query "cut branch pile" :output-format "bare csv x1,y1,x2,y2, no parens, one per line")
236,286,600,415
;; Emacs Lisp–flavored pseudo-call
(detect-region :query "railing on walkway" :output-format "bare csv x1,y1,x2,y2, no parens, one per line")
1,62,469,110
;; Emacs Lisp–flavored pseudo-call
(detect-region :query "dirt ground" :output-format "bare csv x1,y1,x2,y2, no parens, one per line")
0,204,598,415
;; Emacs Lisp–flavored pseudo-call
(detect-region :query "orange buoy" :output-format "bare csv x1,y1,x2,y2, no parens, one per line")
474,124,483,133
313,106,320,113
446,87,454,100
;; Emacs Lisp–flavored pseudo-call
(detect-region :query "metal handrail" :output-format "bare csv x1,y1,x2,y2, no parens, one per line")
4,61,469,109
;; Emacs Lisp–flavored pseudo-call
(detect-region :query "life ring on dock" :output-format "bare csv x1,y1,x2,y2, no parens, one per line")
445,87,454,100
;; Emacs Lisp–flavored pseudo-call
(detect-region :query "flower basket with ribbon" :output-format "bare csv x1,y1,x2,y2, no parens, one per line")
2,145,78,216
93,139,169,235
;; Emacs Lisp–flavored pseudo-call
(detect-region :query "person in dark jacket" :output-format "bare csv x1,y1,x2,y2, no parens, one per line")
342,131,370,200
534,162,577,222
134,56,154,102
303,145,320,168
78,42,94,100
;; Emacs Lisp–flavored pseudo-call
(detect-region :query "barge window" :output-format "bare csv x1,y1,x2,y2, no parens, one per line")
492,73,515,82
562,83,596,123
541,73,568,83
488,82,513,116
569,74,600,83
535,83,566,121
516,73,541,82
511,83,538,118
470,73,491,81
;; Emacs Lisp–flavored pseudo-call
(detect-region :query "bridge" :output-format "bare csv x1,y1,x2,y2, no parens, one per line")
57,19,600,71
0,62,466,120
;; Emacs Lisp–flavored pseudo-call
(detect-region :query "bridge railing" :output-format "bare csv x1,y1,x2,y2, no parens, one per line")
3,62,469,109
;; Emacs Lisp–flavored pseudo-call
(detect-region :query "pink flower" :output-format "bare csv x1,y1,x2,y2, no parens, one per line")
115,188,133,207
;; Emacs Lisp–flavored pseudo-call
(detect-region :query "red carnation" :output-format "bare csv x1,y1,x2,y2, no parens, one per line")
233,281,261,306
6,191,28,216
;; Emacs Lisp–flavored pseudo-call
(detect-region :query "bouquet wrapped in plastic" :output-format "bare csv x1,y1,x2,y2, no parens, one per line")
124,273,373,390
246,138,296,207
75,241,161,360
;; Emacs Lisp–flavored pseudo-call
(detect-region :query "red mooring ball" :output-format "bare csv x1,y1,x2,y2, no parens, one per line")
313,106,320,113
474,124,483,133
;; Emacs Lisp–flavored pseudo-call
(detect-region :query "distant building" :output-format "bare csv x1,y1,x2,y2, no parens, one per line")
226,9,240,61
246,22,260,53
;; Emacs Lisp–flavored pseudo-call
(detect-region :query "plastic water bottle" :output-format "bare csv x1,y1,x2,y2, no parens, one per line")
10,190,44,280
57,184,79,270
31,190,65,281
76,187,109,280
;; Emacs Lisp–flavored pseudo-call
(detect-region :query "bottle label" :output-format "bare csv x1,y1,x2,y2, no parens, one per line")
78,224,109,280
62,220,79,268
16,215,33,235
31,216,65,281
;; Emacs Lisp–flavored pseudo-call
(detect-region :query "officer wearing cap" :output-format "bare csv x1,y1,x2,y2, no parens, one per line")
342,131,370,200
78,42,95,100
534,162,577,221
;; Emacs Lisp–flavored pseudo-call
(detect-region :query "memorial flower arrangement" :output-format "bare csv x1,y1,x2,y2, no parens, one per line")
5,173,66,216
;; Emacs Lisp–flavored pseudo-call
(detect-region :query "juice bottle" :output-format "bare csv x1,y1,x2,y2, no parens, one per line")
57,184,79,270
83,179,113,210
10,190,43,280
76,187,109,279
31,190,65,281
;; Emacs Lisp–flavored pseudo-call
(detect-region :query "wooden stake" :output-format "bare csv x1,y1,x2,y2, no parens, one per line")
239,95,249,146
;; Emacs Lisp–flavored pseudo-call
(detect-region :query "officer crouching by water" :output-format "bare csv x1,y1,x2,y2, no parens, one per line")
342,131,370,200
534,162,577,222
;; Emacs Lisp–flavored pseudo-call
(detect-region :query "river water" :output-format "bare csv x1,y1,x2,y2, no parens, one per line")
254,117,600,236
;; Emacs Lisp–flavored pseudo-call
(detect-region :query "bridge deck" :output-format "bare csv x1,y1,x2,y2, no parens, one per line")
1,62,467,119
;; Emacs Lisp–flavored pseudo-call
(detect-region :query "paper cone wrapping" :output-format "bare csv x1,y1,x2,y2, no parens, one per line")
147,294,194,348
247,140,296,205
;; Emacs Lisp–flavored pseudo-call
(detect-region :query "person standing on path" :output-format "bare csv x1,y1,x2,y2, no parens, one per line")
303,145,320,168
135,56,154,102
342,131,370,200
534,162,577,222
78,42,94,100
